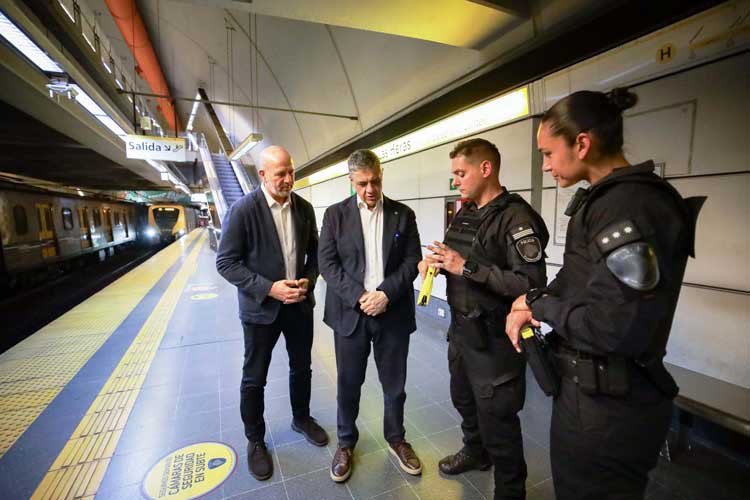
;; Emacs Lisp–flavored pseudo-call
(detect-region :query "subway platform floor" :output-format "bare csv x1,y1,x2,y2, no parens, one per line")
0,228,746,500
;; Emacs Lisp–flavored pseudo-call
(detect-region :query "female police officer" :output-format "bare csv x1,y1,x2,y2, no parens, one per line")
505,88,703,500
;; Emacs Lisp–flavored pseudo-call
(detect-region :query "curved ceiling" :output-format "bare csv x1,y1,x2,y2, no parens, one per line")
88,0,606,170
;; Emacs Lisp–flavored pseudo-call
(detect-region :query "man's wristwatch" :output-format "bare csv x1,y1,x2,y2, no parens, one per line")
462,259,478,278
525,287,546,306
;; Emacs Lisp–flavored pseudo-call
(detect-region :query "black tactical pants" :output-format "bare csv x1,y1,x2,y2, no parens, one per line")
448,339,527,500
550,373,672,500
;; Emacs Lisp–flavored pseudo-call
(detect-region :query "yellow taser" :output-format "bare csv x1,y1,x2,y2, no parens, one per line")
417,267,436,306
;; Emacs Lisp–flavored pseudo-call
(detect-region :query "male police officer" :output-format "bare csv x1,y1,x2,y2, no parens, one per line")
420,138,548,500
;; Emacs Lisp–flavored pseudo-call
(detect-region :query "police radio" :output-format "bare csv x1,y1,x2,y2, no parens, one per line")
520,325,560,396
417,267,436,306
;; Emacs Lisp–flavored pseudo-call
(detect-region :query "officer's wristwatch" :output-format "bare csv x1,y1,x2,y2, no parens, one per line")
462,259,478,279
525,287,546,307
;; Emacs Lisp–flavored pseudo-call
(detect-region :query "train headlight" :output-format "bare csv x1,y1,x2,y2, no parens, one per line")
177,229,185,236
145,227,157,238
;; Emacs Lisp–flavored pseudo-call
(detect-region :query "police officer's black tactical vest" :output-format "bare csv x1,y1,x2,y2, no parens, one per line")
444,192,531,315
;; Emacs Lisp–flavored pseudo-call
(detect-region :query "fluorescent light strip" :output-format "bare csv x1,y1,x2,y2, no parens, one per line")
185,92,201,131
0,11,64,72
82,31,96,52
309,161,348,184
102,58,112,74
70,84,126,137
58,1,75,23
229,132,263,160
188,132,199,150
298,87,529,188
147,160,168,173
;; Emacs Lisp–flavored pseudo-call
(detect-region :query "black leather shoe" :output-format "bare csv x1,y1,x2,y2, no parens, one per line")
247,441,273,480
439,448,492,475
291,416,329,446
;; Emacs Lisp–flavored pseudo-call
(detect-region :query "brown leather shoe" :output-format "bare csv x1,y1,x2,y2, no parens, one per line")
330,446,353,482
389,440,422,475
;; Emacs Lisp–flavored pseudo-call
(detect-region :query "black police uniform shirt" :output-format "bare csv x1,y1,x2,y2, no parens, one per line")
530,161,692,358
445,188,549,316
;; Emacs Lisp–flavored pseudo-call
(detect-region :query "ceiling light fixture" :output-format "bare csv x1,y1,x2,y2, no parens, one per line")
0,10,64,73
228,132,262,160
46,75,78,100
185,92,201,132
70,84,127,137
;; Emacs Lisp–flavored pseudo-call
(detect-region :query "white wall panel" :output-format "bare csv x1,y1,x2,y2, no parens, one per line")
667,287,750,388
541,50,749,189
382,154,421,200
310,175,350,208
624,53,750,176
417,143,457,198
296,187,311,202
480,121,534,191
670,174,750,291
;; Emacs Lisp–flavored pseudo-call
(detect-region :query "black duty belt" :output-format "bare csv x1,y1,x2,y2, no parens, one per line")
552,349,631,396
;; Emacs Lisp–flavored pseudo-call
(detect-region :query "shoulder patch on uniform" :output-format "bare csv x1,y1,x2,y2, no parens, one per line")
509,223,543,263
594,219,642,255
515,236,543,263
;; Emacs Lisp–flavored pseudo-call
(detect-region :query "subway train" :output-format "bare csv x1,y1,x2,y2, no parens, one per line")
0,184,141,290
144,204,199,244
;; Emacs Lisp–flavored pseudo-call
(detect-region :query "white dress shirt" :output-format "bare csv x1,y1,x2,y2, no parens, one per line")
261,184,296,281
357,195,384,292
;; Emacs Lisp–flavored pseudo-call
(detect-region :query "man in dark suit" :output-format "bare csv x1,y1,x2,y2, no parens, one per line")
318,149,422,483
216,145,328,481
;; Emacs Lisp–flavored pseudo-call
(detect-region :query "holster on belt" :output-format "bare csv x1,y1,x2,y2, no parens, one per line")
554,349,630,397
636,357,679,398
520,326,560,397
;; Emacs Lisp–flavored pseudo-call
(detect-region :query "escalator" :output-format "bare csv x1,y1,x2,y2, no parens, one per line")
211,153,244,209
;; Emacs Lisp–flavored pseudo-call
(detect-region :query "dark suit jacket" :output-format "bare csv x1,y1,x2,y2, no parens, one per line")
318,195,421,337
216,188,318,325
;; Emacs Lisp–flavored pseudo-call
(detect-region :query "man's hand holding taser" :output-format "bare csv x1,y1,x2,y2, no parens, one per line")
505,294,541,353
425,241,465,276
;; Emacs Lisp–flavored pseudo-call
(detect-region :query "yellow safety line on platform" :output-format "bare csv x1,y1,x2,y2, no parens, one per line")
29,230,207,500
0,230,204,459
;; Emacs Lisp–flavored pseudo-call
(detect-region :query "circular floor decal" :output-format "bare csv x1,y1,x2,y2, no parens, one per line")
142,442,236,500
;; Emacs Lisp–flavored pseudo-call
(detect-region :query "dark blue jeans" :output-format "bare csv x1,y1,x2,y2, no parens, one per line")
334,315,410,448
240,302,313,442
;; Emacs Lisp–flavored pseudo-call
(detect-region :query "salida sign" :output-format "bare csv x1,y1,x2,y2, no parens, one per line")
126,134,187,161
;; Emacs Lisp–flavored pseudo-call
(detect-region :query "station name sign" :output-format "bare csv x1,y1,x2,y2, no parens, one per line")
126,135,187,162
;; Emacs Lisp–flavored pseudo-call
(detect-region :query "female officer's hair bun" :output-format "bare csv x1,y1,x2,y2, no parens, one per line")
542,87,639,156
607,87,638,112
